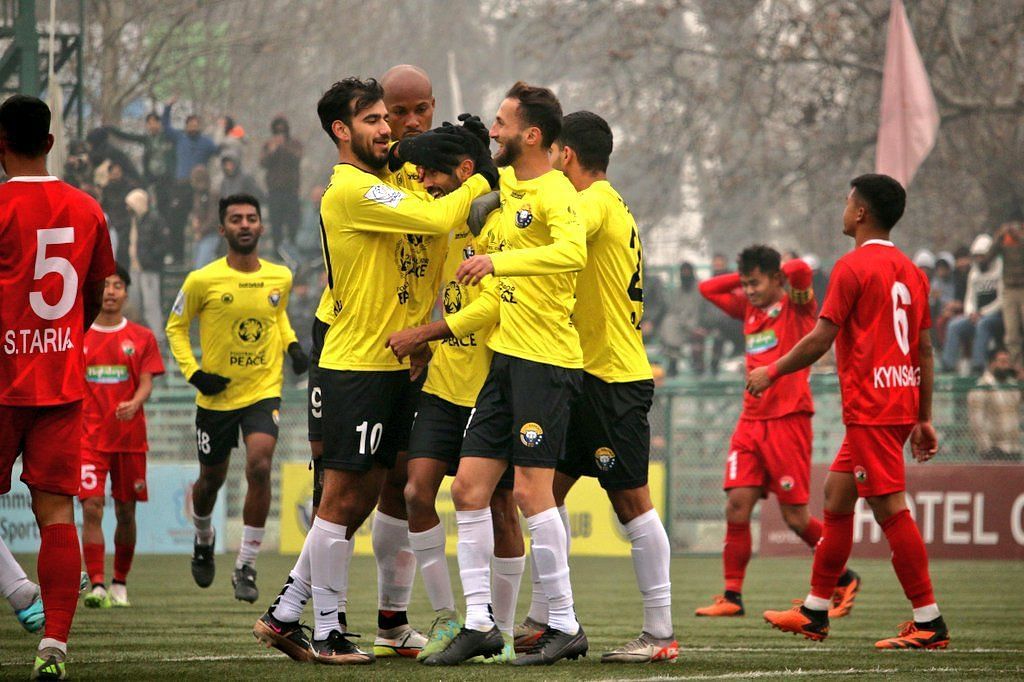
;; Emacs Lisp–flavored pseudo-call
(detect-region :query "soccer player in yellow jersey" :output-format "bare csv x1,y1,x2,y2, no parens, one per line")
253,77,496,666
387,82,588,666
544,112,677,663
165,193,308,604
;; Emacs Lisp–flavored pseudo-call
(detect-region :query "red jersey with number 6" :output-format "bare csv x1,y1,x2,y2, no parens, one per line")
0,176,115,406
819,240,931,426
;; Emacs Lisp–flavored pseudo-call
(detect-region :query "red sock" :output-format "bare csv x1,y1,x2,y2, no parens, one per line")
39,524,81,644
723,522,752,593
82,541,105,586
810,511,854,600
881,509,936,608
113,542,135,584
799,516,823,549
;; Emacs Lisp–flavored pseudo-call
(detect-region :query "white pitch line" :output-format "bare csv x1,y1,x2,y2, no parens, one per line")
0,653,280,667
682,645,1024,654
592,667,1021,682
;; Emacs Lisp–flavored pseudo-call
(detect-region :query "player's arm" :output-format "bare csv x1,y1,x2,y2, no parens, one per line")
386,277,501,360
746,318,839,397
165,275,229,395
277,280,308,375
782,258,815,310
697,272,746,319
115,372,153,421
345,173,491,237
911,331,939,463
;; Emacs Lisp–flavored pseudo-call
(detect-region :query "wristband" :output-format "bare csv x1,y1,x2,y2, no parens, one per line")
767,362,780,381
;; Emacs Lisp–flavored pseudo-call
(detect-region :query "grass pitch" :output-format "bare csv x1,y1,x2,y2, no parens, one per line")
1,554,1021,680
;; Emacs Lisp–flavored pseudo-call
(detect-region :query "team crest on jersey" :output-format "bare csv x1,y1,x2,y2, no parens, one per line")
594,447,616,472
515,204,533,229
121,340,135,356
443,282,463,314
463,244,476,260
268,289,281,307
519,422,544,448
364,184,406,208
854,466,868,483
221,293,234,305
767,303,782,318
235,318,264,344
780,475,795,491
133,479,146,494
272,409,280,426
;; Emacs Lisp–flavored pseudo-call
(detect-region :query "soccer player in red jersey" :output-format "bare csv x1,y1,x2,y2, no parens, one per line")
695,246,859,619
0,95,116,679
79,265,165,609
750,174,947,649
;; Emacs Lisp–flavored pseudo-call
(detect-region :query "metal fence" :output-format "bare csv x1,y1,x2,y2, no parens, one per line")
145,368,1022,554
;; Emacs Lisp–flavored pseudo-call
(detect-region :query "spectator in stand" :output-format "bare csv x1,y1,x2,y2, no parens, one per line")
967,349,1022,461
99,160,137,266
942,233,1004,374
297,183,325,259
218,149,261,204
260,116,303,249
641,273,668,344
913,249,936,280
990,219,1024,373
930,252,956,345
189,166,220,268
85,127,141,184
660,261,710,376
63,139,93,189
951,245,972,307
107,113,176,213
125,189,168,349
162,98,219,263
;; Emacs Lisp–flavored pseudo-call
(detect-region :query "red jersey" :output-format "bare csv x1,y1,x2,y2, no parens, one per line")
0,177,115,406
699,259,816,419
83,319,164,453
819,240,931,426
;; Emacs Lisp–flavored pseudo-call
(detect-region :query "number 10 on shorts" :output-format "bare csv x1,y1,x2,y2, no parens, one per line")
356,421,382,455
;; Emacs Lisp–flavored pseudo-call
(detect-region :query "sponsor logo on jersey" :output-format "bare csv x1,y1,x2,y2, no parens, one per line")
510,190,526,200
498,280,517,304
745,329,778,355
519,422,544,447
121,340,135,356
854,466,868,483
780,475,794,491
364,184,406,208
268,289,281,307
86,364,129,383
238,281,265,289
594,446,616,472
443,282,463,314
235,318,264,344
221,293,234,304
395,236,429,279
514,204,534,229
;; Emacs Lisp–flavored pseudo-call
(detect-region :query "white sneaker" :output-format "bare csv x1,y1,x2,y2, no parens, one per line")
373,623,427,658
109,583,130,607
600,631,679,663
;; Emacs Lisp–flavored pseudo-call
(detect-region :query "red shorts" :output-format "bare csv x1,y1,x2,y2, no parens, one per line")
723,414,812,505
79,450,148,502
830,424,913,498
0,402,83,496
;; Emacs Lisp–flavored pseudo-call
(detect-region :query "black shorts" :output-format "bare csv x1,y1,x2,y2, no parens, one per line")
194,397,281,466
307,317,329,442
559,374,654,491
320,368,421,472
461,353,581,468
408,391,513,489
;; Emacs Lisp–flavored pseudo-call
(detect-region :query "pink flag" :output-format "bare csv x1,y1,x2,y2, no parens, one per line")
875,0,940,188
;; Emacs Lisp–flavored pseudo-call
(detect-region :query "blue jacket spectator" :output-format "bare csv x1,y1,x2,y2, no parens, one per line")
162,104,218,181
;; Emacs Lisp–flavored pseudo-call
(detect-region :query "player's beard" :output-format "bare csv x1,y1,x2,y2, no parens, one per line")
225,231,259,255
353,131,389,171
494,134,523,167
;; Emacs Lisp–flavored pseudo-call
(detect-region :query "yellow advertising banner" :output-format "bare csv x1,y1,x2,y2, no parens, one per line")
279,461,666,557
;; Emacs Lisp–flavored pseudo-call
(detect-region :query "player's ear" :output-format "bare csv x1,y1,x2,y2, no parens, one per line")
331,120,349,144
44,133,55,155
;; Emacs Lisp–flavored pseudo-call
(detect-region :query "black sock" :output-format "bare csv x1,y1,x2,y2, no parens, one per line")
724,590,743,604
339,611,347,628
111,580,126,587
836,570,853,587
378,609,407,630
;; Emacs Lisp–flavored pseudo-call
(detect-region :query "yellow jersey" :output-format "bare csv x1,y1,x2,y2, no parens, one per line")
317,163,490,371
422,220,496,407
166,257,298,410
447,168,586,369
573,180,652,382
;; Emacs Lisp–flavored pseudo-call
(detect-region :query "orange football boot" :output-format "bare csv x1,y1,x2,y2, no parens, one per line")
875,618,950,650
829,569,861,618
763,600,829,641
695,594,744,617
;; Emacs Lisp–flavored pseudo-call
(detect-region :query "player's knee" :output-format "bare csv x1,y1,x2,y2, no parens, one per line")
780,505,808,533
245,459,272,487
609,487,653,524
725,496,753,524
451,476,487,510
403,479,432,517
82,497,104,523
865,493,905,523
114,502,136,526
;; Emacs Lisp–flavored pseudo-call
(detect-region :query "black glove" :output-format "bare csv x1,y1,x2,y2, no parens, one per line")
189,370,230,396
394,129,468,174
288,342,309,375
457,113,490,148
468,191,500,236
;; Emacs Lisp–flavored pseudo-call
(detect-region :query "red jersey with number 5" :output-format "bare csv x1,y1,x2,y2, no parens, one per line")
0,177,115,406
819,240,931,426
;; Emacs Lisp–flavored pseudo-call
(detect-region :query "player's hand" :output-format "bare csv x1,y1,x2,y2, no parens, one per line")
288,342,309,375
393,129,467,174
115,399,141,421
456,254,495,285
468,191,499,236
409,345,432,383
386,327,427,361
910,421,939,462
745,366,773,397
189,370,230,396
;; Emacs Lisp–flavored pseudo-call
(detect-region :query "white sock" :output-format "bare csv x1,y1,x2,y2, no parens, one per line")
491,555,526,638
337,538,355,614
409,523,455,612
236,525,265,569
309,517,351,640
272,536,313,623
526,505,569,624
624,509,673,639
0,537,35,610
803,594,831,611
527,508,578,635
913,603,941,622
456,508,494,631
372,511,416,612
192,511,214,545
557,504,571,555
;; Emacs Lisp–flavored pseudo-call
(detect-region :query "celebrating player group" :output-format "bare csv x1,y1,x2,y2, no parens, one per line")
0,59,946,678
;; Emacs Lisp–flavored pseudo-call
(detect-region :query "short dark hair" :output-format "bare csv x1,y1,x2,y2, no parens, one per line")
145,112,160,123
185,114,200,126
0,95,51,157
737,245,781,276
219,193,261,224
505,81,562,147
558,111,612,173
850,174,906,230
317,78,385,143
112,263,131,287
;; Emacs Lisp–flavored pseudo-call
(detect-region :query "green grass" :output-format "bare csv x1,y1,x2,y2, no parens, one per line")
1,554,1021,680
